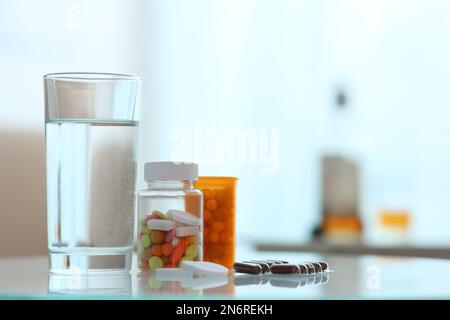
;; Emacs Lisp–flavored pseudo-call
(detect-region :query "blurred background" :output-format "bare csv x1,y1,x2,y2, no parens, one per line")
2,0,450,257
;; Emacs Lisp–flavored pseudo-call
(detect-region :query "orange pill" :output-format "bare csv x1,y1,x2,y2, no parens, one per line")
224,219,234,231
186,235,196,245
206,199,218,210
161,243,173,256
220,231,233,243
151,230,165,244
213,208,227,220
207,243,223,258
204,209,212,223
208,231,220,243
215,190,227,205
224,196,234,210
151,244,162,256
213,221,225,232
170,239,188,264
204,189,216,200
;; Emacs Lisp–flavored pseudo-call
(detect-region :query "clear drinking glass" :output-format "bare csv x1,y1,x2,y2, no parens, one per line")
44,72,141,274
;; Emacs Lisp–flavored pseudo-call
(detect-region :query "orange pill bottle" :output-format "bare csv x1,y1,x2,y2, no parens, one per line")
194,177,238,269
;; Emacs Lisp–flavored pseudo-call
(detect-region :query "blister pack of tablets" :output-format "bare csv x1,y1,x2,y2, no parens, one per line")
232,259,333,277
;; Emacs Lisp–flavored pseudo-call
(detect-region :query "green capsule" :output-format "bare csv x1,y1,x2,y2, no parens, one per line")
185,244,198,259
148,256,164,270
140,226,151,234
141,234,151,248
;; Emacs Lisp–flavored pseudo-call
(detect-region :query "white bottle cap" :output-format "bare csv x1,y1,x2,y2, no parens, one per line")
144,161,198,182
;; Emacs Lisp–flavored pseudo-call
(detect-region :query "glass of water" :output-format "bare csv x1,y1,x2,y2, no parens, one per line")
44,73,141,274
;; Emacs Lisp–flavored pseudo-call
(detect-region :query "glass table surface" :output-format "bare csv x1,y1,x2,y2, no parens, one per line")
1,250,450,299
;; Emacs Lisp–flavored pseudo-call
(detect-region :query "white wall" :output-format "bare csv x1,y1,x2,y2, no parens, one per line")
143,0,450,245
2,0,450,256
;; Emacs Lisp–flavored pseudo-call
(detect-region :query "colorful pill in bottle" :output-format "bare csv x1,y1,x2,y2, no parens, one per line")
138,162,203,271
194,176,238,269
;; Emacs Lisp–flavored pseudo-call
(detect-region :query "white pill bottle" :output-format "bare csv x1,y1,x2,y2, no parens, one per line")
137,162,203,272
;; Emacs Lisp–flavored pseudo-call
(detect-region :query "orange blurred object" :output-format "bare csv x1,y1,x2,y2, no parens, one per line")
379,209,410,228
195,176,238,269
322,214,363,233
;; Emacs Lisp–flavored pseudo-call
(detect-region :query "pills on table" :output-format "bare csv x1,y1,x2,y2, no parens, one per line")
149,256,164,270
304,263,315,274
233,262,263,275
181,260,229,278
310,262,323,273
242,261,270,273
270,264,300,274
297,264,308,274
175,226,199,237
317,261,329,271
147,219,175,231
233,259,330,276
167,209,201,226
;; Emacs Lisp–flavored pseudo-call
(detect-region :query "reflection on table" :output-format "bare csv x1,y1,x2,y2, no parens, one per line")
48,271,330,297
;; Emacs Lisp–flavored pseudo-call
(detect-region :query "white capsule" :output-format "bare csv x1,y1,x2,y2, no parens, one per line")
147,219,175,231
167,210,201,226
175,226,199,237
181,260,229,278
